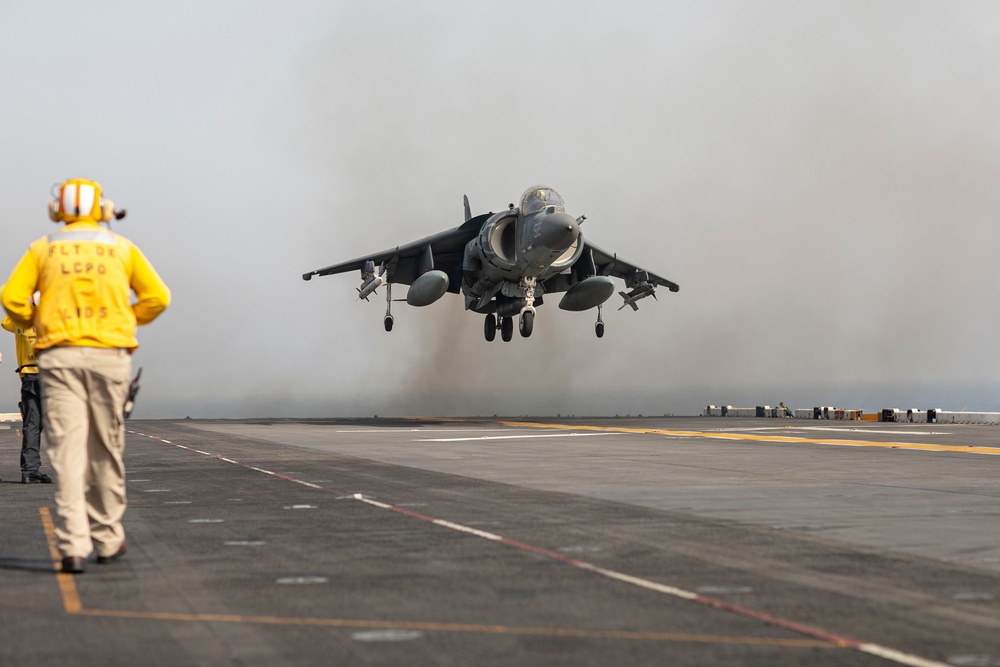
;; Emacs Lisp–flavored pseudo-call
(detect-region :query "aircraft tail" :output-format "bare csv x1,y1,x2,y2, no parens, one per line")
464,195,472,222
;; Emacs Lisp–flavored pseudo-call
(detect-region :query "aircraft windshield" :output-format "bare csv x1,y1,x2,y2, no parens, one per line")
520,186,565,216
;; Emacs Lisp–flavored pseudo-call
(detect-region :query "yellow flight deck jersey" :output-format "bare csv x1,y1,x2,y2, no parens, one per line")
1,316,38,376
1,221,170,350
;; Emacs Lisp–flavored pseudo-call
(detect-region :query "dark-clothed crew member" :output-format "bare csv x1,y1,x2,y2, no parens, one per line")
2,313,51,483
1,178,170,574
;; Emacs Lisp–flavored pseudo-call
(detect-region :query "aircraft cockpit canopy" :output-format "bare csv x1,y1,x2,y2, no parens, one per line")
520,186,565,217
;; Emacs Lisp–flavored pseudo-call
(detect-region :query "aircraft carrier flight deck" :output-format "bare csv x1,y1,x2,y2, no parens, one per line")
1,416,998,667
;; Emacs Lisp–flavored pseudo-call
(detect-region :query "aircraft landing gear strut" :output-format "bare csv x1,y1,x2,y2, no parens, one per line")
595,304,605,338
519,276,537,339
384,282,394,332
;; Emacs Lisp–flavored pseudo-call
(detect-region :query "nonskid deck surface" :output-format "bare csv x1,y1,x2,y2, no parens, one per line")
1,416,998,666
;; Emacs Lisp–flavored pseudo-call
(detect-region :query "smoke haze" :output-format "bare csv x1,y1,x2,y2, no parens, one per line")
2,1,1000,417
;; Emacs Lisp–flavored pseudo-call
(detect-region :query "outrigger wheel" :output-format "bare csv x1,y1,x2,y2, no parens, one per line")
383,282,394,332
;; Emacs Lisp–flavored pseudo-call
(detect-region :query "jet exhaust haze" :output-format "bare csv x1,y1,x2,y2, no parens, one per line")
1,3,1000,417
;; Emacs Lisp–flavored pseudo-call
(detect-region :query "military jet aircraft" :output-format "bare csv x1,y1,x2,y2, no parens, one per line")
302,186,679,341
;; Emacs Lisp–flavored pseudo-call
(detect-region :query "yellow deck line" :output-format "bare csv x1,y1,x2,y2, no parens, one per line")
39,507,83,613
495,420,1000,456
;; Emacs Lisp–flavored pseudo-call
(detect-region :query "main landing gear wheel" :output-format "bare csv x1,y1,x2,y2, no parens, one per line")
595,321,604,338
519,310,533,338
484,313,497,342
384,315,394,332
500,316,514,342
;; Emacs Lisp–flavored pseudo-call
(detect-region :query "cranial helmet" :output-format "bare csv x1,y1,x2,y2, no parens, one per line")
48,178,116,223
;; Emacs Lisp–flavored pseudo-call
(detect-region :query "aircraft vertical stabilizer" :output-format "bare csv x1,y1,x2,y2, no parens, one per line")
464,195,472,222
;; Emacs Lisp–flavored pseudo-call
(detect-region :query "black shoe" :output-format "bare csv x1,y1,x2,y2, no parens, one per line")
96,543,126,565
22,472,52,484
61,557,86,574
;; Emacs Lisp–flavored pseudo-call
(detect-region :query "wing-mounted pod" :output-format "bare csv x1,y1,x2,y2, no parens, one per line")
618,269,658,311
357,260,386,301
356,255,399,331
406,244,450,306
558,248,614,311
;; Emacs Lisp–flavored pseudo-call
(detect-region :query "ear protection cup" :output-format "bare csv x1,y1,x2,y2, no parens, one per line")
99,198,116,222
48,199,61,222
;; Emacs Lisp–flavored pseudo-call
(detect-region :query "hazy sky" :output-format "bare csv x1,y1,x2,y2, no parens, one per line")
2,1,1000,418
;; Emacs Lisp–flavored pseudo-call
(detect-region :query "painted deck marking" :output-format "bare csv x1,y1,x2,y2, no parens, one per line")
417,433,611,442
39,504,830,648
122,428,955,665
348,494,949,666
39,508,82,614
337,428,531,434
493,420,1000,456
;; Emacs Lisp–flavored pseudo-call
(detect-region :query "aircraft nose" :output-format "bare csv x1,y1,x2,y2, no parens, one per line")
536,211,580,250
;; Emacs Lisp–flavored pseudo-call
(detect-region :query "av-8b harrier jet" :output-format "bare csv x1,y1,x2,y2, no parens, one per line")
302,186,679,341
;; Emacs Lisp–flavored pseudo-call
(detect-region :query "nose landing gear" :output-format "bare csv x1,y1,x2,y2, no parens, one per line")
519,310,533,338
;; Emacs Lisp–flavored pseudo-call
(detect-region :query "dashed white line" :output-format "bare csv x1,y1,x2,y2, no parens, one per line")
276,577,327,585
416,433,612,442
336,429,531,434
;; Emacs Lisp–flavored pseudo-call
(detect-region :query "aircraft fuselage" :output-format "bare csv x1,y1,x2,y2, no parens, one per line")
462,188,583,314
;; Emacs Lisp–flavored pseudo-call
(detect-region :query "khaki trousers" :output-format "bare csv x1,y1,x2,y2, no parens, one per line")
38,346,132,559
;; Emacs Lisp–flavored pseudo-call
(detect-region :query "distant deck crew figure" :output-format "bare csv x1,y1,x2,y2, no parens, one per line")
2,305,52,484
1,178,170,574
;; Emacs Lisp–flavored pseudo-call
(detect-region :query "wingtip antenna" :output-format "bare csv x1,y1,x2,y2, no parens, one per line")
463,194,471,222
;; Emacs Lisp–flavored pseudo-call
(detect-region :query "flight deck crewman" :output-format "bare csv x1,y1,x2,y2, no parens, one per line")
2,309,52,484
1,178,170,574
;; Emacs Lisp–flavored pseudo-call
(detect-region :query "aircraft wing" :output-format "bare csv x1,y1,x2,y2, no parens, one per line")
302,213,488,290
584,240,680,292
